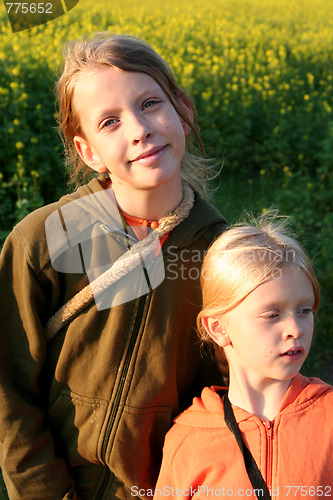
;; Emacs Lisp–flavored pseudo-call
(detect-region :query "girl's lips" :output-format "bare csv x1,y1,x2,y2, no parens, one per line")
130,145,167,164
280,346,304,361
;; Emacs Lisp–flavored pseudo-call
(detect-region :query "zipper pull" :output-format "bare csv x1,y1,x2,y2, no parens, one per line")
265,420,274,439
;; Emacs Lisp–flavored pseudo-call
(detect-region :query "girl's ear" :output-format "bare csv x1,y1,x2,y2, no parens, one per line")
177,95,194,136
74,136,107,173
201,315,231,348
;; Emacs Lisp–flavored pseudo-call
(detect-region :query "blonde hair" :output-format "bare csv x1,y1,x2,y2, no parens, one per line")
55,32,210,195
197,212,320,380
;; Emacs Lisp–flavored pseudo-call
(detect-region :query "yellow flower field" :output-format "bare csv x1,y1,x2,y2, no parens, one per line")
1,0,333,188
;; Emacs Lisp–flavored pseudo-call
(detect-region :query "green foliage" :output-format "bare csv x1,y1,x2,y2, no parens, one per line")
0,34,65,237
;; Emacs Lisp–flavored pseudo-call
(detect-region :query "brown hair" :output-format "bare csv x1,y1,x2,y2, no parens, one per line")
197,212,320,382
56,32,211,194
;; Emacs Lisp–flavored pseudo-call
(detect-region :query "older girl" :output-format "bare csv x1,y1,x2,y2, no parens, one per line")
0,33,226,499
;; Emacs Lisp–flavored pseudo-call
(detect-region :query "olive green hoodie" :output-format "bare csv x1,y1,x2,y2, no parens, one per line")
0,176,227,499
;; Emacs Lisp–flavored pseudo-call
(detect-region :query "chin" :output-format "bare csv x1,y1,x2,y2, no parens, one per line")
277,369,302,381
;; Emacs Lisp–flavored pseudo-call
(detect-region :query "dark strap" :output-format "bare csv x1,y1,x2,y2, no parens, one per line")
224,393,271,500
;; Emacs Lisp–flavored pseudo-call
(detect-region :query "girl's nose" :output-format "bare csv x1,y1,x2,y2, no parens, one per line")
128,114,152,143
282,316,303,339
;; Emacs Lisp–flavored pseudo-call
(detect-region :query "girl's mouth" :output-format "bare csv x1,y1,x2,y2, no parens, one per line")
130,145,167,164
280,347,304,361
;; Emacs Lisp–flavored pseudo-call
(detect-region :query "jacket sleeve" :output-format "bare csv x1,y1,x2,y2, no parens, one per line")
0,228,79,500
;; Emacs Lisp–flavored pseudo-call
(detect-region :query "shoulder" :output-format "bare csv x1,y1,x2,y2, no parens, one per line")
169,193,227,250
193,194,228,242
281,376,333,452
162,386,227,462
295,374,333,395
3,178,105,270
15,178,105,235
282,374,333,414
160,386,233,472
306,376,333,402
192,193,227,226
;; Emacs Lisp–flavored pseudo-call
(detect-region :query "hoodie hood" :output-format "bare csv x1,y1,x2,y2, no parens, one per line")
174,374,332,429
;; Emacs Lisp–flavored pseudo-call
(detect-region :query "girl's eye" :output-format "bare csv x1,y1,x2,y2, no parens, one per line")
299,307,313,316
101,118,118,129
262,312,279,320
143,99,159,110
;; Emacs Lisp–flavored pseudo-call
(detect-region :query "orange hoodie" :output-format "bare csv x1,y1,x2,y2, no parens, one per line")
154,375,333,499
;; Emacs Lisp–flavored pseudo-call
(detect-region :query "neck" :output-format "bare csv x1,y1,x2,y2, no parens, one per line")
110,179,183,220
227,368,292,421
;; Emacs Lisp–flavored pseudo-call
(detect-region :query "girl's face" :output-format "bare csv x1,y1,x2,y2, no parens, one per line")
72,67,190,195
212,265,315,388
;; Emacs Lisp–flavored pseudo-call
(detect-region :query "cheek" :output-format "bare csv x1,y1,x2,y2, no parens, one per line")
228,332,251,353
166,112,187,137
99,137,124,160
306,322,314,343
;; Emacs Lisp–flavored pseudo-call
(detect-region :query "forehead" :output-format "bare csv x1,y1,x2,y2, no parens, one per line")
73,67,163,102
247,265,315,307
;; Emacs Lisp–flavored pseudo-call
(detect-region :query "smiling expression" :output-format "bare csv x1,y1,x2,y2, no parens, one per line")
222,265,315,386
72,67,190,194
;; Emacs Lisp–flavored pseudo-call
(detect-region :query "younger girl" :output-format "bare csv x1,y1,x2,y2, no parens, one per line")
0,33,227,499
155,214,333,498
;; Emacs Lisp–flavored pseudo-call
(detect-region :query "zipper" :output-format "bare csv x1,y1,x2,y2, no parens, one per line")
96,293,149,498
95,220,153,498
264,420,274,493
